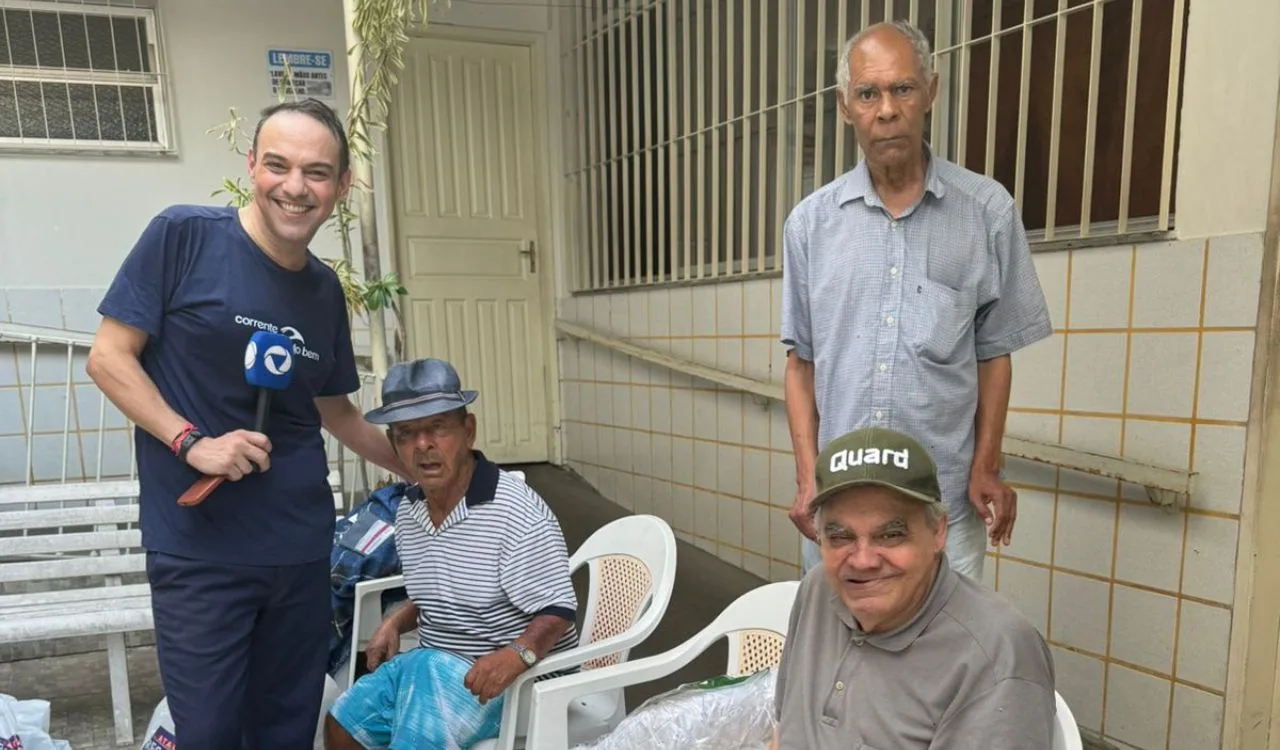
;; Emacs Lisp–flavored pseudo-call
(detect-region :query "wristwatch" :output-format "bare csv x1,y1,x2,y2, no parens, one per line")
509,641,537,669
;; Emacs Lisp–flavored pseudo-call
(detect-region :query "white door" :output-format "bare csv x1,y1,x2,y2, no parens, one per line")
389,36,550,463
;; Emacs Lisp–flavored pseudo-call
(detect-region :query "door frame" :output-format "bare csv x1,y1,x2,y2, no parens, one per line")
1223,76,1280,749
380,23,562,465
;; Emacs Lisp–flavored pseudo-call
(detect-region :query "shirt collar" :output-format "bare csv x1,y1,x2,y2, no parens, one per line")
405,450,500,507
837,141,948,208
829,552,959,653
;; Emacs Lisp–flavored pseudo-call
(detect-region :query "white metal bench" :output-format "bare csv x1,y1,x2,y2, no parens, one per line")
0,473,344,747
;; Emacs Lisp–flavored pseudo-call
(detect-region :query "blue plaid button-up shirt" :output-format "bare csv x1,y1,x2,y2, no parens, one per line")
780,147,1053,521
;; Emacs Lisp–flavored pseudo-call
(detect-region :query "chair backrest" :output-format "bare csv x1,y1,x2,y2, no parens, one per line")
570,514,677,670
1053,691,1083,750
715,582,799,676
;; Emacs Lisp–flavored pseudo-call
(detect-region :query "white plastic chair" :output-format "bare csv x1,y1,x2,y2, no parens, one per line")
523,580,800,750
473,513,678,750
1053,690,1083,750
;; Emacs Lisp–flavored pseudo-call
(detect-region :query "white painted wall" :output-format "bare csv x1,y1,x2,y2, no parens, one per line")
0,0,353,288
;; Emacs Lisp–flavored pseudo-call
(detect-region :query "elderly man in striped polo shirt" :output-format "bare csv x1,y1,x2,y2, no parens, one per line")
325,358,579,750
781,20,1053,582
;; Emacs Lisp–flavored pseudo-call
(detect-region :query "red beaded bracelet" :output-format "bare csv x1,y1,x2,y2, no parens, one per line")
169,423,196,456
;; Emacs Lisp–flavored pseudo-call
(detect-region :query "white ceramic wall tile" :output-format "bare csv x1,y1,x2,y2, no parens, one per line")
769,340,788,385
770,278,783,335
1203,232,1264,328
1168,684,1225,750
718,495,744,547
651,480,674,524
743,501,770,556
1122,419,1192,470
1058,416,1122,496
716,338,743,373
1050,646,1106,732
1053,496,1118,577
1190,424,1246,514
694,489,718,538
1176,600,1231,691
1050,571,1110,654
692,338,716,370
770,560,800,583
60,288,104,333
668,340,694,387
1005,456,1059,491
671,483,694,533
770,450,795,509
742,339,772,382
692,389,717,440
3,289,64,328
743,551,771,580
1103,664,1171,749
1196,331,1256,422
632,475,653,516
632,431,653,477
669,288,692,336
994,559,1049,634
769,403,791,451
576,342,596,381
1063,333,1128,414
694,440,718,490
1114,503,1185,593
1067,245,1133,329
1131,239,1204,329
595,383,614,424
1182,515,1238,605
1109,584,1177,674
742,447,770,503
717,444,743,496
715,283,743,335
671,436,694,485
629,385,650,431
612,385,632,430
592,296,610,331
743,279,773,335
1009,334,1064,411
650,387,672,435
1004,411,1061,444
1002,488,1054,564
692,286,716,336
670,388,693,437
715,392,743,444
742,399,770,449
647,289,671,336
1125,333,1199,418
770,507,800,565
1031,250,1069,327
652,433,673,479
718,545,744,567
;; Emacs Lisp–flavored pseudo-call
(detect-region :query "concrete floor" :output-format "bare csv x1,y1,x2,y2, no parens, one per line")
2,462,767,748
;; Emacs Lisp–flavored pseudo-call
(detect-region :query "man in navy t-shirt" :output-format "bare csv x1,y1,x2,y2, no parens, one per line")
87,98,407,748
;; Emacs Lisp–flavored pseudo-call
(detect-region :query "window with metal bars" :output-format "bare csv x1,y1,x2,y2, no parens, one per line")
560,0,1188,292
0,0,169,152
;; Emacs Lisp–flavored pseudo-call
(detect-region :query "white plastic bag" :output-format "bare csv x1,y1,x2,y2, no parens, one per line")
0,694,72,750
574,669,777,750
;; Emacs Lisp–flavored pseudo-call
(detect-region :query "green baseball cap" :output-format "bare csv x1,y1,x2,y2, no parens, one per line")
809,427,943,513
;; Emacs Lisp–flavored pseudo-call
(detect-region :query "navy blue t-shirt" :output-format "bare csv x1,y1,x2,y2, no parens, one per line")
98,205,359,566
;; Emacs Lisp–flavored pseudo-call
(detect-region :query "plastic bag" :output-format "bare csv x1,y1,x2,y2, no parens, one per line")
574,669,777,750
0,693,73,750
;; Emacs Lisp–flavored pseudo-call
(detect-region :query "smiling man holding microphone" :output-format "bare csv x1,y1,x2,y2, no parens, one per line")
87,98,407,748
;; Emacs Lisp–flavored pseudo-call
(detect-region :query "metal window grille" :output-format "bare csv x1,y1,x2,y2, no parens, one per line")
0,0,171,153
560,0,1188,292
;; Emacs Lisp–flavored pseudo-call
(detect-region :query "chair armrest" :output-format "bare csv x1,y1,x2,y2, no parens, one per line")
347,575,408,687
354,574,406,597
524,636,716,748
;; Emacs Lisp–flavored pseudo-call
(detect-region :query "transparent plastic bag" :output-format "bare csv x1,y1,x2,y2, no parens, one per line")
0,694,73,750
574,669,777,750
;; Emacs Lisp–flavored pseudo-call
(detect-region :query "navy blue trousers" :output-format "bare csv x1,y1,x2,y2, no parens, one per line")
146,551,330,749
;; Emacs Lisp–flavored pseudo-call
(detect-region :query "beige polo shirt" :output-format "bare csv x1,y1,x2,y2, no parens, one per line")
774,554,1056,749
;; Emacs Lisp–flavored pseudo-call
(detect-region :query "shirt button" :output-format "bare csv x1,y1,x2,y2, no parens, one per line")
878,363,887,372
885,315,895,325
875,410,883,420
890,266,899,276
835,681,846,691
890,220,899,228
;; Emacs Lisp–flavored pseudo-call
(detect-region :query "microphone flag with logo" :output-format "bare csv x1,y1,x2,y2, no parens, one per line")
176,331,295,507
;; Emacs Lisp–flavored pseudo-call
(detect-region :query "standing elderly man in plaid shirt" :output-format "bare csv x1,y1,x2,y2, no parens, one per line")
781,20,1053,581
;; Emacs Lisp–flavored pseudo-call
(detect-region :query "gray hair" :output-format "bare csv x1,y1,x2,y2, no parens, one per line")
834,20,936,99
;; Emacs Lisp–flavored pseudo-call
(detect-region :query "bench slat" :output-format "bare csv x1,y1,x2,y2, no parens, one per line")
0,504,139,532
0,554,145,584
1,594,152,618
0,481,139,507
0,606,153,644
0,583,151,610
4,529,140,556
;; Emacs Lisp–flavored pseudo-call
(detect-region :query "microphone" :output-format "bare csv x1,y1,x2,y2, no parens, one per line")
176,331,296,507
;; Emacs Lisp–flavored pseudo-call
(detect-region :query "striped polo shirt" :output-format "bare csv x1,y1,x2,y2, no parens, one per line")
394,453,579,666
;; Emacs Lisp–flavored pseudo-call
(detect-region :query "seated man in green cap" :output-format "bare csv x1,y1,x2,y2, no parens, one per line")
770,427,1056,749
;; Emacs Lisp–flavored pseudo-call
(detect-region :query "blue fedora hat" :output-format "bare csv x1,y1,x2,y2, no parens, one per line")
364,358,479,425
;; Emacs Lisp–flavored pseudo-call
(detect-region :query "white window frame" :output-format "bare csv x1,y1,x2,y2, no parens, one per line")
0,0,173,155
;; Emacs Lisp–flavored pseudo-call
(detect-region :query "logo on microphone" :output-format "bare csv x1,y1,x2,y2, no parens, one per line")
263,344,293,376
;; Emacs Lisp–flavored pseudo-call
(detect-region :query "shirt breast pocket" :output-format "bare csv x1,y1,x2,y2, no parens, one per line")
909,279,976,364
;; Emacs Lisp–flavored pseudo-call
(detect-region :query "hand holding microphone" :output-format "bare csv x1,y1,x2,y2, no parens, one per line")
177,331,295,507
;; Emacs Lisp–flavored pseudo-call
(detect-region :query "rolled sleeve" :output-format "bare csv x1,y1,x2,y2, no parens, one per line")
779,210,814,362
499,517,577,617
974,205,1054,361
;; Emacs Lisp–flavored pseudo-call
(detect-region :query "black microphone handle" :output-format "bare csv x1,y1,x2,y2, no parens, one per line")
253,387,271,433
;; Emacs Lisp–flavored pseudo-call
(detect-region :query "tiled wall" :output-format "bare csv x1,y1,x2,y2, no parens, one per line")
556,231,1265,750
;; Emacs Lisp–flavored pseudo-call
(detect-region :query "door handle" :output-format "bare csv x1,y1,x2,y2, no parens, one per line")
520,239,537,273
